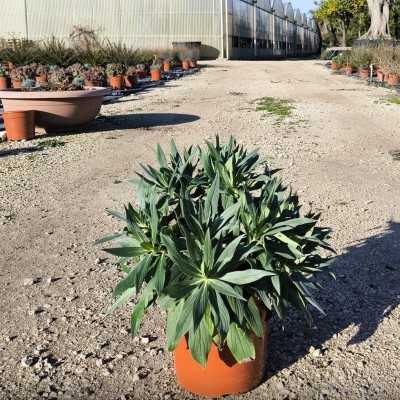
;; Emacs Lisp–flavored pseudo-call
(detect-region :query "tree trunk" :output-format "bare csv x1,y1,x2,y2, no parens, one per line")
326,22,338,47
341,21,347,46
362,0,392,39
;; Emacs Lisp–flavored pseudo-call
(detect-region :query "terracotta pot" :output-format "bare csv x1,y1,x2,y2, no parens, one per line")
0,87,111,132
0,76,10,90
3,110,35,141
331,62,339,71
174,317,269,397
109,75,124,90
376,69,385,82
36,75,47,85
359,68,370,79
189,60,197,68
124,75,137,89
387,73,399,86
182,60,190,71
151,69,161,82
163,62,171,73
344,66,353,76
12,79,22,89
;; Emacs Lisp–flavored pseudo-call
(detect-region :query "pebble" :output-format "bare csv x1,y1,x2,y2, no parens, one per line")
23,277,40,286
140,337,150,345
29,306,45,316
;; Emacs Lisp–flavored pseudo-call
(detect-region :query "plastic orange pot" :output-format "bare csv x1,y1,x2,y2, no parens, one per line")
110,75,124,90
0,76,10,90
174,318,269,397
36,75,47,85
163,62,171,73
182,60,190,71
3,110,35,141
387,73,399,86
151,69,161,81
12,79,22,89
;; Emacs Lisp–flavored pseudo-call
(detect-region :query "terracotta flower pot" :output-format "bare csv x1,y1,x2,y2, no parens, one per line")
344,66,353,76
387,73,399,86
151,69,161,82
0,76,10,90
12,79,22,89
163,62,171,73
174,318,269,397
124,75,137,89
182,60,190,71
359,68,370,79
36,75,47,85
331,62,339,71
376,69,385,82
0,87,111,132
189,60,197,68
109,75,124,90
3,110,35,141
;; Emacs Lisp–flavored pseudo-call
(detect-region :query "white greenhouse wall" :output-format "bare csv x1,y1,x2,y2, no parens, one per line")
0,0,320,60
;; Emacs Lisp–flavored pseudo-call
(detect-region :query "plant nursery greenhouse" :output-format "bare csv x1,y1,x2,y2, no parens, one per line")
0,0,320,59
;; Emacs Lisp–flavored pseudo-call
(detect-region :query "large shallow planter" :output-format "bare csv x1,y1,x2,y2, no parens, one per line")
3,110,35,141
174,315,269,397
0,87,110,132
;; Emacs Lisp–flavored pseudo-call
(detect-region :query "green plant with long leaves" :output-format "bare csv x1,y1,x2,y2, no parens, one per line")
98,137,334,366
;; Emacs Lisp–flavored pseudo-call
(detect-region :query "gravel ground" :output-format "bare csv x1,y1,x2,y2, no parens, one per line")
1,60,400,400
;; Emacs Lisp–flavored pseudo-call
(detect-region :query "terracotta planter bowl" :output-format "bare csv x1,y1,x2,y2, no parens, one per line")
344,66,353,76
387,73,399,86
174,317,269,397
377,70,385,82
0,87,110,132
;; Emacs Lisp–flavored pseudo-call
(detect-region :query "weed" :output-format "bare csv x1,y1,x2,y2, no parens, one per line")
387,97,400,105
37,139,66,149
256,97,295,121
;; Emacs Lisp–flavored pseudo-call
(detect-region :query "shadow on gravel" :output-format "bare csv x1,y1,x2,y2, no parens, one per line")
0,146,42,158
43,113,200,136
267,221,400,378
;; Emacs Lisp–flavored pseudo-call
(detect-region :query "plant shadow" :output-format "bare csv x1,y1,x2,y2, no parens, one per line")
0,146,42,158
266,221,400,378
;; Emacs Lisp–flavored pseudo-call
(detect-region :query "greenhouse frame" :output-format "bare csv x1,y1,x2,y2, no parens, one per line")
0,0,320,59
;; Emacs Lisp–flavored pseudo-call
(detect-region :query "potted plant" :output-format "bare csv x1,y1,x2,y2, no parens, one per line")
35,64,49,85
84,66,106,87
330,55,340,71
150,58,162,81
0,65,10,90
0,66,110,132
98,137,334,397
3,110,35,141
10,67,24,88
125,66,137,89
106,63,126,90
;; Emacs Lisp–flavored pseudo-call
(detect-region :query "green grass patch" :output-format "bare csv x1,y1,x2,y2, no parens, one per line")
387,97,400,105
256,97,295,120
37,139,66,149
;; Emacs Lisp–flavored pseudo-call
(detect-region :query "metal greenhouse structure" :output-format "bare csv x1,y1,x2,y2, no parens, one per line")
0,0,320,59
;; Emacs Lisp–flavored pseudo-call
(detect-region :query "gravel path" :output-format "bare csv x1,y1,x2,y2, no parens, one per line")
1,60,400,400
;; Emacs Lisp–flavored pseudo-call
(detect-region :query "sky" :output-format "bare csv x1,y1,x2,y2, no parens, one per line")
291,0,317,14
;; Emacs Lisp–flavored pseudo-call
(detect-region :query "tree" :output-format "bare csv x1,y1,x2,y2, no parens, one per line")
362,0,393,39
315,0,366,46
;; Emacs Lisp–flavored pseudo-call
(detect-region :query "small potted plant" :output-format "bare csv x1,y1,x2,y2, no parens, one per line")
35,64,49,85
125,66,137,89
106,63,126,90
98,137,334,397
84,66,106,87
330,55,340,71
10,67,25,89
0,65,10,90
150,57,162,81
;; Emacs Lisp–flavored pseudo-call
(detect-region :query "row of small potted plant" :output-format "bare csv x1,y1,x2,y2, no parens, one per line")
329,46,400,86
0,55,199,92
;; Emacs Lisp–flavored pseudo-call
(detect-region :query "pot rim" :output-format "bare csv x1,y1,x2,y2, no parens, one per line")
0,87,111,100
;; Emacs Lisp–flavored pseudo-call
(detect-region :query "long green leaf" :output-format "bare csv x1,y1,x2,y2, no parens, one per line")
188,315,213,367
221,269,276,285
227,323,255,363
209,279,245,300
